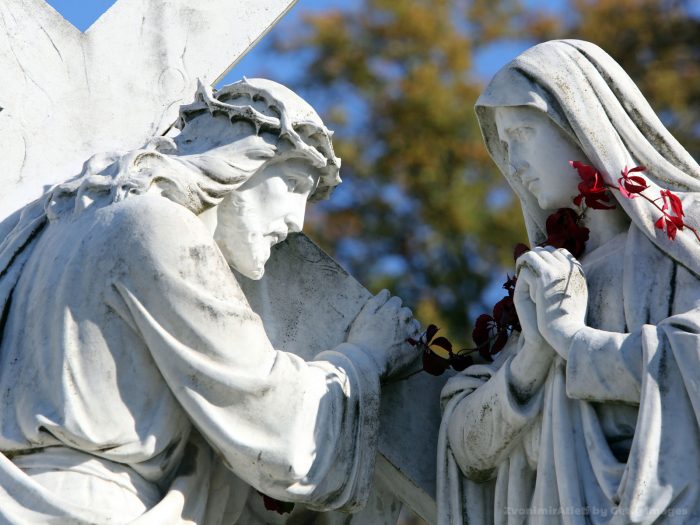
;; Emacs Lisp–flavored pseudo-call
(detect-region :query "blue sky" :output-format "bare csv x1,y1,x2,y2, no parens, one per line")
44,0,540,85
43,0,700,87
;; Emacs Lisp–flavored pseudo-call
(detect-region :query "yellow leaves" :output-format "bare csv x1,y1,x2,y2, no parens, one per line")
564,0,700,157
273,0,699,341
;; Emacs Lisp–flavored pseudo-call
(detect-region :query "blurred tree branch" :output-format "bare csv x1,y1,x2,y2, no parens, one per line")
271,0,699,346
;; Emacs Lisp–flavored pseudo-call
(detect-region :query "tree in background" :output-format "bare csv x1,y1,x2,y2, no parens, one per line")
271,0,700,350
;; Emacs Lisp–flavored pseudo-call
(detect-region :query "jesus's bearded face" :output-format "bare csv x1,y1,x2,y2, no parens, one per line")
213,158,320,280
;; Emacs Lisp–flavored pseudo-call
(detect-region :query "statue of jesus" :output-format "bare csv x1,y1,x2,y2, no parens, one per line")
0,78,420,524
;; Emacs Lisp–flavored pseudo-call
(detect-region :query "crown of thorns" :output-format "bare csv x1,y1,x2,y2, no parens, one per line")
176,79,341,201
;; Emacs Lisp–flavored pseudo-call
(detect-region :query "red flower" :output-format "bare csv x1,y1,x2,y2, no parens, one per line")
618,165,648,199
570,161,615,210
655,189,685,240
544,208,590,258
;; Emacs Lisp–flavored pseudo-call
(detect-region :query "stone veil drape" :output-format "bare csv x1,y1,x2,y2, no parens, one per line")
438,39,700,524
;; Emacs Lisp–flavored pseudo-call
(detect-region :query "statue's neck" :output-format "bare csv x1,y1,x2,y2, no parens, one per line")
580,204,629,259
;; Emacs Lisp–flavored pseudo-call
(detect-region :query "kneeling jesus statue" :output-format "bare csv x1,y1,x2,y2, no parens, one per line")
0,78,420,524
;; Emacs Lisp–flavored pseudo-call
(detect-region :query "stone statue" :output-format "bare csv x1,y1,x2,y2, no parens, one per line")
438,39,700,524
0,78,420,523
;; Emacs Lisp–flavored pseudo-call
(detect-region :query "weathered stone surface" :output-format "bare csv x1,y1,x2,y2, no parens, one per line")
0,77,408,524
237,233,449,524
0,0,296,218
439,39,700,525
0,4,446,522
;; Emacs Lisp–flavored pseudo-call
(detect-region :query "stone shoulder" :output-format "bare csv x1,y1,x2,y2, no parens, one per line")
100,193,217,265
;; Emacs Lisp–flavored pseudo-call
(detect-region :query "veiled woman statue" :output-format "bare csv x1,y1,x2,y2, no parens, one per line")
438,39,700,524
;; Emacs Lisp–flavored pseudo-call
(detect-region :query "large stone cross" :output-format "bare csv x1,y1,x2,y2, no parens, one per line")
0,0,297,218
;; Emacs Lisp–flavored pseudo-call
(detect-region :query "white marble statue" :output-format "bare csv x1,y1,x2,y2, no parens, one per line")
438,39,700,524
0,78,420,524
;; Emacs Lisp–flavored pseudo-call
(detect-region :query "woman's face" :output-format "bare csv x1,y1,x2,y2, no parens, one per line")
494,106,587,211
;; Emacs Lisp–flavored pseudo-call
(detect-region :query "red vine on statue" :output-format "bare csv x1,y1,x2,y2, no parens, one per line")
416,161,699,375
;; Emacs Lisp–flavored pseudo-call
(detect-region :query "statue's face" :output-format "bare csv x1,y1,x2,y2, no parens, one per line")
213,158,320,280
495,106,586,211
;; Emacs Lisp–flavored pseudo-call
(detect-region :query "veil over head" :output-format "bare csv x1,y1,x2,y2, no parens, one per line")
475,39,700,276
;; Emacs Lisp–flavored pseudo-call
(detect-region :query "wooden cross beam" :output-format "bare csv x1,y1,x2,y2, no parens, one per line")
0,0,297,218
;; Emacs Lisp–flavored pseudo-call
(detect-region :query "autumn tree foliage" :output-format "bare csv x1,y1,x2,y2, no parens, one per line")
271,0,700,348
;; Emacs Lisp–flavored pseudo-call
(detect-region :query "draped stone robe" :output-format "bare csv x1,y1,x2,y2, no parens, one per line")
438,225,700,524
0,192,380,524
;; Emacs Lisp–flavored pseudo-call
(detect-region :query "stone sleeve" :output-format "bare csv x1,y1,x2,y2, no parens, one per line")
565,326,642,404
446,356,544,482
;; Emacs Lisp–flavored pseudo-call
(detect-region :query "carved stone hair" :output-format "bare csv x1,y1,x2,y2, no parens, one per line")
44,78,341,220
177,78,341,201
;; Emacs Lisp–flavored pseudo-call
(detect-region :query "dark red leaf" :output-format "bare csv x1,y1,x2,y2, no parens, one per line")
450,353,474,372
431,336,453,353
618,166,649,199
570,161,615,210
492,296,518,328
478,343,493,362
425,324,439,344
513,243,530,262
628,174,646,183
422,348,451,376
502,275,517,297
545,208,590,258
585,193,615,210
259,493,295,515
670,214,684,229
666,218,678,240
472,314,494,347
620,176,648,198
655,216,680,240
570,160,597,179
491,330,509,354
661,190,684,218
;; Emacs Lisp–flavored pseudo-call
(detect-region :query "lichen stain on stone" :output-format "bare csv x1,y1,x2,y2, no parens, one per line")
187,245,209,263
465,465,496,484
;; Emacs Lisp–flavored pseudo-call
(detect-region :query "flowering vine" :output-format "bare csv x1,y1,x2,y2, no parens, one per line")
416,161,698,375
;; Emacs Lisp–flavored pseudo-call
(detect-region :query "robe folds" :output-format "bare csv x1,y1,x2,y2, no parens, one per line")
0,192,381,524
438,226,700,524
